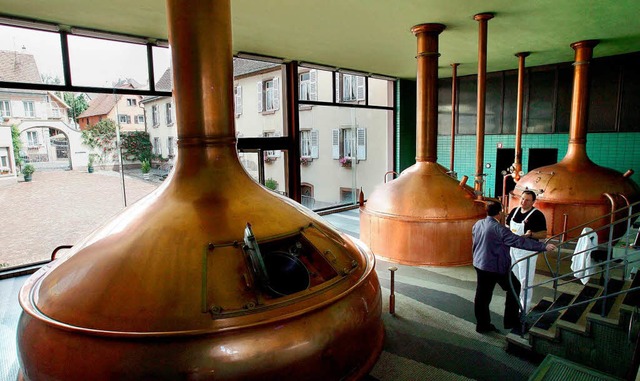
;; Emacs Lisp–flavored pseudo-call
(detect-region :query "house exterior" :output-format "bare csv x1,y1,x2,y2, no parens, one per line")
77,82,145,132
142,59,393,209
0,50,86,171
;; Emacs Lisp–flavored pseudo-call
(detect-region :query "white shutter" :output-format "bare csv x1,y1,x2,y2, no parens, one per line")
256,81,263,112
272,77,280,110
309,70,317,101
356,128,366,160
356,76,365,101
310,129,319,159
235,86,243,115
335,74,341,103
332,129,340,159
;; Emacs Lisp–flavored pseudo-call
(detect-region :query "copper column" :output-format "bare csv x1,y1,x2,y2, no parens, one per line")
473,13,494,195
513,52,529,181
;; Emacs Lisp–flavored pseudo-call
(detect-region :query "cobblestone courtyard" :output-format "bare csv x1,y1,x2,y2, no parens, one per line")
0,170,160,268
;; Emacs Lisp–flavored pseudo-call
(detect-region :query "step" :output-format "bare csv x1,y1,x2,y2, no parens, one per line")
556,284,601,334
529,293,575,340
588,278,628,326
621,273,640,313
528,354,623,381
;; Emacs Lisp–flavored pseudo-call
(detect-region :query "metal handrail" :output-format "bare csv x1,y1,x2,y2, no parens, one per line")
509,196,640,332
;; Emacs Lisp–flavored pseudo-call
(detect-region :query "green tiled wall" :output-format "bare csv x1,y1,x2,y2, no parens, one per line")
436,133,640,197
395,79,417,173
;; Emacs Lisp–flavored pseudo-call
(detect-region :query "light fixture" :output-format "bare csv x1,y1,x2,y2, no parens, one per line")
0,15,59,32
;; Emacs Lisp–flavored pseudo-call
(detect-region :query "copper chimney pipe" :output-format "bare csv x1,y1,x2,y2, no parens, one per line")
360,23,485,266
565,40,599,167
450,63,459,173
414,23,446,162
473,12,494,195
16,1,384,379
513,52,530,181
511,40,640,240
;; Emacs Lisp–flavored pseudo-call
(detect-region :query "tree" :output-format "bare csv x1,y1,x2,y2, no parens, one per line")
11,125,23,168
41,74,61,85
81,119,117,162
121,131,153,162
63,93,89,121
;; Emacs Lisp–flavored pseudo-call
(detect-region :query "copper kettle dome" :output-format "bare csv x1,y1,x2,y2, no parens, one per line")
511,40,640,240
16,1,383,380
360,24,485,266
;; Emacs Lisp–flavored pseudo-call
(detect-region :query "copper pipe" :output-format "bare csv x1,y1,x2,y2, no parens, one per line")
450,63,459,172
564,40,599,165
514,52,530,181
358,187,365,206
502,173,515,211
473,13,494,194
604,193,617,226
562,214,569,242
624,169,634,178
459,175,469,187
389,266,398,315
411,23,446,163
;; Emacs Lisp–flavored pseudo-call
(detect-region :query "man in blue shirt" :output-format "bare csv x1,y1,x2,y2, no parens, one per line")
472,201,557,333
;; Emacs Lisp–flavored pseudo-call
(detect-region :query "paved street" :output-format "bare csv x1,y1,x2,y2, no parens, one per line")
0,170,160,268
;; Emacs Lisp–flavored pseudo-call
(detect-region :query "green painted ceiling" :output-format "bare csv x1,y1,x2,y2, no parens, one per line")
1,0,639,79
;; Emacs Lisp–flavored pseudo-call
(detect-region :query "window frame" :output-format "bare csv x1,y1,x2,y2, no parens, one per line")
23,101,35,117
165,102,173,125
0,100,12,117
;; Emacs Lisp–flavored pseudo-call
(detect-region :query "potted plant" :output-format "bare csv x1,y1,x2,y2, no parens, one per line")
22,163,35,182
264,178,278,191
87,154,95,173
141,159,151,180
339,157,352,168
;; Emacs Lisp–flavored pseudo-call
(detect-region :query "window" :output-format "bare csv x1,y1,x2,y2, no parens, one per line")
332,127,366,160
234,86,243,116
257,78,279,112
167,137,175,157
23,101,35,117
299,70,317,101
263,131,281,159
118,114,131,124
153,137,161,155
0,147,9,168
127,98,137,106
165,102,173,125
0,100,11,117
51,105,61,118
27,131,39,146
336,74,365,102
300,129,319,158
136,115,144,123
152,105,159,127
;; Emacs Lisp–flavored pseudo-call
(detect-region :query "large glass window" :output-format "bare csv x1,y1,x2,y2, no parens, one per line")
68,35,148,89
234,58,285,138
0,100,11,117
0,25,64,84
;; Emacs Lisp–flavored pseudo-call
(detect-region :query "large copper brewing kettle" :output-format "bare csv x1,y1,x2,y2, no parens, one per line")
16,1,383,380
360,24,485,266
511,40,640,240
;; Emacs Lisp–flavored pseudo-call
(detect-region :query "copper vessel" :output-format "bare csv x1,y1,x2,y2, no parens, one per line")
16,1,383,380
511,40,640,240
360,24,485,266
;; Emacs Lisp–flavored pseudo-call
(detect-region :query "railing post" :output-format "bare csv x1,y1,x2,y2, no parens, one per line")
389,267,398,315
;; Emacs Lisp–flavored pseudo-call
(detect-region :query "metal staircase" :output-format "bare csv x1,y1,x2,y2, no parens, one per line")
506,198,640,380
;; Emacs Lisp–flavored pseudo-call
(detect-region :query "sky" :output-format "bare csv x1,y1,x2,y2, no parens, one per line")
0,24,171,89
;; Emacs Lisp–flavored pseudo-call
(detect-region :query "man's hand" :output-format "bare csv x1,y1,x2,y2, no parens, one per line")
545,243,557,251
524,230,532,238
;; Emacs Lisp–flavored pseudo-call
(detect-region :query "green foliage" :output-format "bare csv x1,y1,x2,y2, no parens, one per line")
140,159,151,174
121,131,153,162
22,164,35,175
41,74,61,85
87,154,96,167
81,119,117,162
265,178,278,191
10,125,23,167
63,92,89,120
